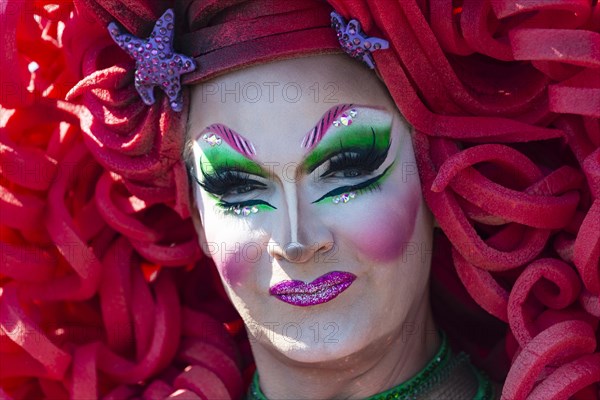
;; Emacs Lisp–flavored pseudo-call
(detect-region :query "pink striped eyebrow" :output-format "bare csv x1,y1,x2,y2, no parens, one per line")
201,123,257,158
300,103,355,149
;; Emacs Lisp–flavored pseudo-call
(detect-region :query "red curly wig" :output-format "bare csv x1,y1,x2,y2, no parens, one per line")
1,1,599,399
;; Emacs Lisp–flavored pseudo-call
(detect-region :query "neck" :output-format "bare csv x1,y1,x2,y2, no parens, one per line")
250,294,439,399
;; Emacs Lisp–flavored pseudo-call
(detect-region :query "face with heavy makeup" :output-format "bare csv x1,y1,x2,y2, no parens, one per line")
186,54,435,367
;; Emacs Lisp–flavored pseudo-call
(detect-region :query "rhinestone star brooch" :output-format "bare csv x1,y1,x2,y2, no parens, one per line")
108,9,197,112
330,12,389,70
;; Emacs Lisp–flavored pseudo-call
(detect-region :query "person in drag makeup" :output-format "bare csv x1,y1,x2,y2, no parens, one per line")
1,1,599,399
186,64,442,397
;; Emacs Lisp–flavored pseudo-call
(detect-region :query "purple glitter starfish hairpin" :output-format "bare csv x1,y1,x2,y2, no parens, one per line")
330,12,389,70
108,9,197,112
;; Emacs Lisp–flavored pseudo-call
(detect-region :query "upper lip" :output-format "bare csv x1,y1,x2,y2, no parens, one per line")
269,271,357,295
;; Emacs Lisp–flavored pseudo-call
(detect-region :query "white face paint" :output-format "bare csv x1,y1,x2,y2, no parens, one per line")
186,54,435,367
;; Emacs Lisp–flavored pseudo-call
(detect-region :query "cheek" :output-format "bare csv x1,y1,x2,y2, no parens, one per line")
347,186,420,263
201,213,262,288
210,241,260,289
199,195,260,289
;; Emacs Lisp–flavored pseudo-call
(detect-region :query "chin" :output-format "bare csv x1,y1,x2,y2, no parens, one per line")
254,319,386,366
270,338,358,365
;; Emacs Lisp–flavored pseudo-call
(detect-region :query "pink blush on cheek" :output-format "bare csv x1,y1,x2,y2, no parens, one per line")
213,247,256,288
349,190,420,263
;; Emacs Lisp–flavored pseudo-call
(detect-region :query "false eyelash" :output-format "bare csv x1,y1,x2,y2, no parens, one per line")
197,161,266,197
319,127,391,178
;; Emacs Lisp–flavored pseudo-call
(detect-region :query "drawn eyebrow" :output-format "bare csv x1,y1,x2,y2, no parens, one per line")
197,104,387,165
199,123,257,159
300,103,355,150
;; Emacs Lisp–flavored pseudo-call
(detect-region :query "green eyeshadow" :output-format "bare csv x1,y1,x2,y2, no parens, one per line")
198,145,264,176
302,122,391,173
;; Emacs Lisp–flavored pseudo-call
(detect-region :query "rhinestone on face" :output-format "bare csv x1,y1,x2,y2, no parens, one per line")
339,113,352,126
202,133,222,146
343,192,356,203
332,191,356,204
229,205,260,216
332,108,359,128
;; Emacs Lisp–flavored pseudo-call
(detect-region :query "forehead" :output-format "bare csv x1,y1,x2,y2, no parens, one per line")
188,54,396,160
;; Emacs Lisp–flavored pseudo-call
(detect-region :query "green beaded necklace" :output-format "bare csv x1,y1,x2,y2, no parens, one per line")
247,332,495,400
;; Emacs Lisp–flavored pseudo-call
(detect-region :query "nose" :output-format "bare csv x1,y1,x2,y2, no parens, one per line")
269,240,334,264
267,184,334,264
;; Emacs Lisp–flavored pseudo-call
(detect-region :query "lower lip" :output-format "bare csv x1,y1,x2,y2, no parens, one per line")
269,271,356,307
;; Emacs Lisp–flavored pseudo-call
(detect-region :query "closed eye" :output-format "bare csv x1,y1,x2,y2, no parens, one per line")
312,163,393,204
196,162,266,198
319,127,390,179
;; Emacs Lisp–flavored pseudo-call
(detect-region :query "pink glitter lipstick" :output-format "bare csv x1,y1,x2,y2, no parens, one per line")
269,271,356,307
